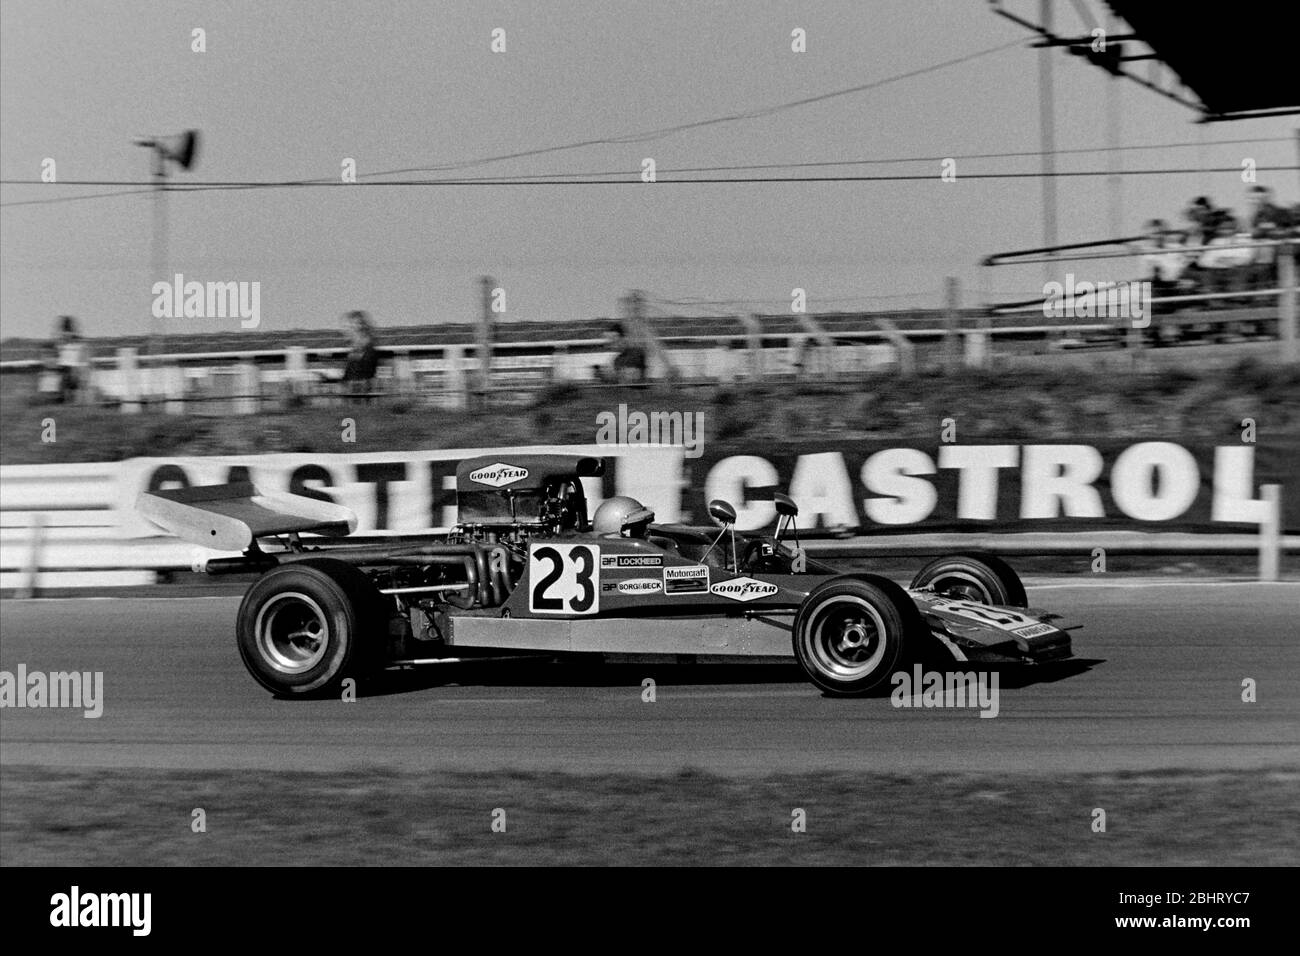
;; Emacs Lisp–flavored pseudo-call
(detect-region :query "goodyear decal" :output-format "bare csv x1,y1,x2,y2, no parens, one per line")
600,554,664,569
663,564,709,595
469,463,529,487
710,576,779,602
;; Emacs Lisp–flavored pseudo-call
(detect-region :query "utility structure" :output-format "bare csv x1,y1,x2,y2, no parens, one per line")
476,275,496,407
133,129,200,358
988,0,1299,277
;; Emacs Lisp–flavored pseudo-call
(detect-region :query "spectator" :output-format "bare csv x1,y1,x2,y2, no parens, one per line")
1183,196,1221,245
600,321,647,383
340,310,380,397
1198,215,1255,308
51,315,88,404
36,339,61,402
1246,185,1289,289
1132,220,1194,343
1135,219,1190,300
1248,185,1288,238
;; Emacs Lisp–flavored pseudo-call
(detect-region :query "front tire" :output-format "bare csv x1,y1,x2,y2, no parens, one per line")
792,576,925,696
909,553,1027,608
237,558,383,697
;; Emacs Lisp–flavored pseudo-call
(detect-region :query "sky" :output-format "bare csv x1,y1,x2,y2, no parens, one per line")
1,0,1296,341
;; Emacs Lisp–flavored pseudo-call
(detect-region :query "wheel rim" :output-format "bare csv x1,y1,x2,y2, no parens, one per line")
802,596,890,681
255,592,331,674
929,571,993,604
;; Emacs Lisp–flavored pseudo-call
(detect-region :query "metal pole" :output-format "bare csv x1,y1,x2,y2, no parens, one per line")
1258,484,1280,582
944,276,960,372
477,275,494,406
1106,14,1123,239
1037,0,1057,282
1280,242,1297,363
150,150,167,359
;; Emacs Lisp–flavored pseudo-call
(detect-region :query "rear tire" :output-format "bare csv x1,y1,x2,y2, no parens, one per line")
909,553,1027,608
237,558,384,697
792,576,925,696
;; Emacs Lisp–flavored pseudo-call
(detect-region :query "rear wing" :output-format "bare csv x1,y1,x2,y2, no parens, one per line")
136,482,358,552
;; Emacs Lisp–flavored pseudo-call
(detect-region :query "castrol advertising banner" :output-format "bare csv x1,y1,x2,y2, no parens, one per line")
109,438,1297,540
684,439,1298,534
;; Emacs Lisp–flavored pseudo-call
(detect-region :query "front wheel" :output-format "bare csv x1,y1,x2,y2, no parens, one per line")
237,558,383,697
792,576,925,696
909,553,1027,608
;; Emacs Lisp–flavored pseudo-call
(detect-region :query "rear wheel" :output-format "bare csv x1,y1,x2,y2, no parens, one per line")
237,558,384,697
792,576,925,696
909,553,1027,608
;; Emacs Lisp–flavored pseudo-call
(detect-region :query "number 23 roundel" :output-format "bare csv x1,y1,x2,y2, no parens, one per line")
528,544,600,615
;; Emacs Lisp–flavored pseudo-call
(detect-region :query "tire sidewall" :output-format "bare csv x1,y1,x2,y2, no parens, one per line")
792,577,914,696
237,561,373,696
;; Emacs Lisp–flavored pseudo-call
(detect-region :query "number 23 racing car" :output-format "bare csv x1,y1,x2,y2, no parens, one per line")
137,454,1075,697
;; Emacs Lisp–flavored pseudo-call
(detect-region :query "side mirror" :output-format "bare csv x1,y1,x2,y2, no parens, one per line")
773,492,798,518
707,499,737,527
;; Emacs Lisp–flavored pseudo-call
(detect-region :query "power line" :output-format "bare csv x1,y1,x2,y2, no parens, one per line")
355,37,1029,181
0,186,153,208
4,164,1296,201
5,36,1032,210
379,136,1298,182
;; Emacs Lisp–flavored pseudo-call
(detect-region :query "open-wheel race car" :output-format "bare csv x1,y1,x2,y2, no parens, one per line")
138,453,1075,697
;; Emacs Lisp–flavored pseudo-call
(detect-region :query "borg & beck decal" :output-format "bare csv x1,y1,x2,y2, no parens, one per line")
710,576,780,602
614,578,662,595
663,564,710,594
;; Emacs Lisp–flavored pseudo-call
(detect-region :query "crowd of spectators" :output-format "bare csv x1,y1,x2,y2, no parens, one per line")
1136,185,1299,309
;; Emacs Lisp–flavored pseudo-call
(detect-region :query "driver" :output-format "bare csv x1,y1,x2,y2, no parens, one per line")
592,495,654,538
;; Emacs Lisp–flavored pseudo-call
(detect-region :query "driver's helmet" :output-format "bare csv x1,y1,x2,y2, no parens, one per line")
592,495,654,536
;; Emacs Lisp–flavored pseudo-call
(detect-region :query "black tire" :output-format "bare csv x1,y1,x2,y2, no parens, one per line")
792,575,925,696
237,558,385,697
909,553,1027,608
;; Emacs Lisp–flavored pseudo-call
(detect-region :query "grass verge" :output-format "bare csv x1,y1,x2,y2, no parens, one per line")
3,765,1296,866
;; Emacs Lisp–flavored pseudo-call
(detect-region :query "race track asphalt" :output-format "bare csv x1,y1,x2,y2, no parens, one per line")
2,581,1298,775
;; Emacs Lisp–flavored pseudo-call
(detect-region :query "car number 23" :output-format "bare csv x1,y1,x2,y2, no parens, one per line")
528,544,600,615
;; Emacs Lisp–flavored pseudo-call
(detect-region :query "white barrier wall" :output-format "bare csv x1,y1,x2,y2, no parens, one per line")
0,441,1288,589
0,445,684,589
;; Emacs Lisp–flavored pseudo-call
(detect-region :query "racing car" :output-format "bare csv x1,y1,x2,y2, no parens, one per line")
137,453,1074,697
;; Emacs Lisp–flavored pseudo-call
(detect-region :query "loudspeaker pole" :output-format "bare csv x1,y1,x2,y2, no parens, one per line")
150,148,168,359
134,130,199,362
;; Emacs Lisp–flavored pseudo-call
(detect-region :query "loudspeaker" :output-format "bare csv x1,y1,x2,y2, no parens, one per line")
160,130,200,170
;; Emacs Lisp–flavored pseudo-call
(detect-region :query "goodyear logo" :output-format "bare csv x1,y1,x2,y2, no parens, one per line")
710,576,779,602
469,463,529,487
